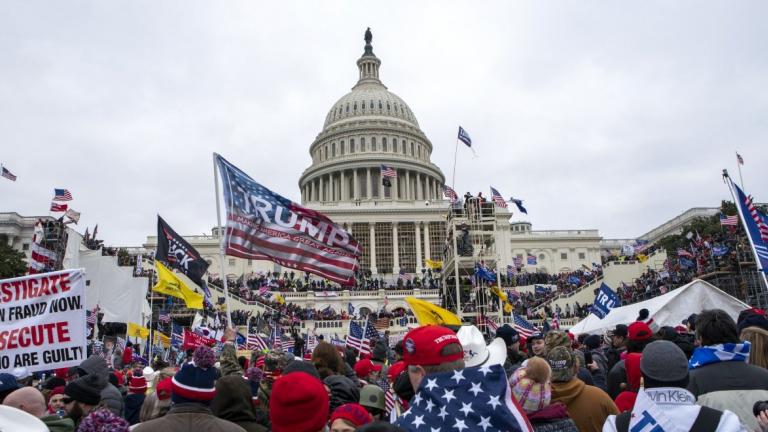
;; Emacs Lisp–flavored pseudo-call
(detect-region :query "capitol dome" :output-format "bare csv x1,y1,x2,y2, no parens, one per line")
299,29,445,207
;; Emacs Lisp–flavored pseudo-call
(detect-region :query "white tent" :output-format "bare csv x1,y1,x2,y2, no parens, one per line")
569,279,749,335
80,249,149,324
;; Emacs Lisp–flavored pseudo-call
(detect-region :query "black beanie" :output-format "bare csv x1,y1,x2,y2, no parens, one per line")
584,334,602,350
64,375,102,405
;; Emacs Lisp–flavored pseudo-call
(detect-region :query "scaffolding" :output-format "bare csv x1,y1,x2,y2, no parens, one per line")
39,219,68,271
442,198,504,332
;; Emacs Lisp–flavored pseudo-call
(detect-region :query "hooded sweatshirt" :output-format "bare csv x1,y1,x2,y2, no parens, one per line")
211,375,266,432
40,415,75,432
77,355,124,416
124,392,146,425
551,378,618,432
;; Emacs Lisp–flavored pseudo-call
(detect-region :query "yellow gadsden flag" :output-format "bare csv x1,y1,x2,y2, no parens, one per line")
405,296,461,326
424,259,443,270
154,332,171,348
153,261,204,310
127,322,150,339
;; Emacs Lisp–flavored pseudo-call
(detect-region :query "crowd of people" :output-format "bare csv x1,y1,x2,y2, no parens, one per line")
5,306,768,431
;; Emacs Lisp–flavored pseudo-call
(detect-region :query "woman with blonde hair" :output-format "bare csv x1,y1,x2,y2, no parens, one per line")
738,309,768,369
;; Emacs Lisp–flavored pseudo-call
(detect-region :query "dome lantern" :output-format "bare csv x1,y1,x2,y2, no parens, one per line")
355,27,383,88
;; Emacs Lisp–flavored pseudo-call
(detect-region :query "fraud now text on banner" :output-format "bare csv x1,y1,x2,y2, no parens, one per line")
0,269,87,373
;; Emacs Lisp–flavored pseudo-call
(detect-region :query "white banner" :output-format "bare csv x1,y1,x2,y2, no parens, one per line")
0,269,87,373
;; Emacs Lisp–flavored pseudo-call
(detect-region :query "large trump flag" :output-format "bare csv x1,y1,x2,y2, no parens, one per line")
215,154,360,285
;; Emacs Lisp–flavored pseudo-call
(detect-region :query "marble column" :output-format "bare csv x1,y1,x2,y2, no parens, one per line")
405,171,411,200
393,169,399,200
369,223,378,274
424,222,431,261
340,170,347,201
415,222,422,272
353,169,359,200
392,223,400,274
366,168,372,200
319,177,324,202
416,173,422,200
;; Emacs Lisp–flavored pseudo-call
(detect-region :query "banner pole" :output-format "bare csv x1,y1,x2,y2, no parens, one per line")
723,170,768,291
451,138,459,192
213,153,234,329
736,151,746,191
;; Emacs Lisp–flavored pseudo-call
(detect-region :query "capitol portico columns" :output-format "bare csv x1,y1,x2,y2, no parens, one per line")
353,169,359,199
369,222,378,274
340,170,347,201
415,222,422,272
392,223,400,274
366,169,372,200
424,222,431,261
405,171,411,200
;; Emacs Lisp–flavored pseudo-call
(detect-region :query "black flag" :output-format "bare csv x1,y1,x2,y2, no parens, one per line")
156,215,209,285
382,177,391,188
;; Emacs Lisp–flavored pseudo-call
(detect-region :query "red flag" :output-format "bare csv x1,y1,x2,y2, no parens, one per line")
50,202,68,212
182,329,216,350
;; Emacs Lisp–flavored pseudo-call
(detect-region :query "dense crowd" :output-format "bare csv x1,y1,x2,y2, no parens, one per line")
5,306,768,431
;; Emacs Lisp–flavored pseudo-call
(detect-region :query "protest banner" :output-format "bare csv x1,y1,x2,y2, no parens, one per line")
182,329,216,350
0,269,87,373
591,282,621,319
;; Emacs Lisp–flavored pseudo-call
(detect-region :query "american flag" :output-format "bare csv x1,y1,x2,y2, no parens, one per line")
490,186,508,208
677,248,694,258
512,314,540,338
737,152,744,165
513,256,523,267
743,193,768,242
1,166,16,181
158,310,171,323
443,185,458,203
28,243,57,274
457,126,472,147
720,214,739,226
393,364,531,431
216,155,360,285
374,316,390,331
346,321,378,354
380,164,397,178
53,188,73,201
86,309,97,325
247,331,269,351
478,314,499,332
271,327,283,351
385,388,399,414
552,311,560,330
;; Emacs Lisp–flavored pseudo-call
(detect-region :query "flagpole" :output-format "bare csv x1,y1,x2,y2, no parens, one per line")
212,153,234,328
148,274,154,364
723,170,768,291
736,152,745,190
451,137,459,191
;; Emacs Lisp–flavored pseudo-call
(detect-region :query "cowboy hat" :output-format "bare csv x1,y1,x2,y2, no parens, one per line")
457,325,507,368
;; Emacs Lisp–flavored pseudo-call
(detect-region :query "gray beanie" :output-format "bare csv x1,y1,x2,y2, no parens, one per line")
640,340,688,382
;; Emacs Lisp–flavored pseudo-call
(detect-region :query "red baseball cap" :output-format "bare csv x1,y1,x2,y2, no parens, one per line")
402,325,462,366
387,361,406,382
628,322,653,341
354,359,382,378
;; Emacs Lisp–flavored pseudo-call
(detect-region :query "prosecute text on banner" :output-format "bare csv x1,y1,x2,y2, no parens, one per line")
0,269,87,373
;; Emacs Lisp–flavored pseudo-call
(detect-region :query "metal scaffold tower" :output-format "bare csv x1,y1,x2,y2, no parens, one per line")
442,198,505,331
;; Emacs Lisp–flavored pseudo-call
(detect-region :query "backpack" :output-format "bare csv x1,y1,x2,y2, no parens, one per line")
615,406,722,432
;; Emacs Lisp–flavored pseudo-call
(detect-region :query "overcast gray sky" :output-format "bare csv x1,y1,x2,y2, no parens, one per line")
2,1,766,246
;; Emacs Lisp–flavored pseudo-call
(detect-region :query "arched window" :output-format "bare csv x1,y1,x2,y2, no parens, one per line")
410,142,414,155
350,138,355,153
403,140,407,154
386,102,391,110
361,137,366,151
345,103,349,113
353,102,357,111
382,137,388,152
371,137,377,151
378,100,383,109
340,140,345,155
331,142,336,157
539,253,546,261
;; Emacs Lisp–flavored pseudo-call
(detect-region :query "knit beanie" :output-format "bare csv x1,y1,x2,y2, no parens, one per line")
509,357,552,414
330,403,373,428
155,377,172,401
77,408,130,432
127,369,147,394
171,346,217,404
64,374,102,406
584,334,602,350
270,372,329,432
245,367,264,403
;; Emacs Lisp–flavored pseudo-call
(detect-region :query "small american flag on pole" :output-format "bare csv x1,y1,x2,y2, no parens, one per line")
513,314,540,338
490,186,508,208
457,126,472,147
380,164,397,178
720,214,739,226
53,188,73,201
737,153,744,165
86,309,97,325
50,202,67,212
1,166,17,181
158,310,171,323
247,330,269,351
443,185,458,203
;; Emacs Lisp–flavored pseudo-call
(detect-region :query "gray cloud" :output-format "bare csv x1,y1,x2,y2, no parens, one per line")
1,1,766,246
